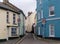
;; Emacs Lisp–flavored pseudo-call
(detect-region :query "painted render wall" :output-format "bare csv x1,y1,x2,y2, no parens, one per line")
0,9,7,39
19,13,24,36
26,12,36,32
7,11,19,37
36,0,60,37
0,9,19,40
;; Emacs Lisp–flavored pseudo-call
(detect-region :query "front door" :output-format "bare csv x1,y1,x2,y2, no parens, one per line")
49,24,55,37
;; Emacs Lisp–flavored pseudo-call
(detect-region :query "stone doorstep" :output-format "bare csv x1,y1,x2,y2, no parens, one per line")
20,34,25,37
8,37,19,40
0,39,7,42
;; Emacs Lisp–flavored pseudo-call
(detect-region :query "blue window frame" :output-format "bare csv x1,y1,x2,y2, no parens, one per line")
11,27,17,36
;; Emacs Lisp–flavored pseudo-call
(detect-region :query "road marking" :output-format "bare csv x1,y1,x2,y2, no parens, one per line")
32,34,37,40
15,34,28,44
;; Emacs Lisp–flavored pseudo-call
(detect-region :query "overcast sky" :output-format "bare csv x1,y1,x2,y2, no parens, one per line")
0,0,36,16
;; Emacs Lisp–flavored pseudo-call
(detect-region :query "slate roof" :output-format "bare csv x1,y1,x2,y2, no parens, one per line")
0,2,20,14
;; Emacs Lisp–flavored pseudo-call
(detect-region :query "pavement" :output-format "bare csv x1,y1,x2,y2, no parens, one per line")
0,37,21,44
37,36,60,44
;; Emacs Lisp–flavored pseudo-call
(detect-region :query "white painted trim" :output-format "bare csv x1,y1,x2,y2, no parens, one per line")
46,17,60,21
37,17,60,23
37,21,41,23
49,15,55,17
49,35,55,37
37,12,40,20
41,10,43,18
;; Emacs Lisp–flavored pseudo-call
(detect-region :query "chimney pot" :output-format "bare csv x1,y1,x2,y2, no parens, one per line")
3,0,9,3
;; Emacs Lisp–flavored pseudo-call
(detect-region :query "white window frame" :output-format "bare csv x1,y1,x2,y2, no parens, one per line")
38,12,40,20
40,0,42,4
49,24,55,37
49,6,55,16
41,10,43,18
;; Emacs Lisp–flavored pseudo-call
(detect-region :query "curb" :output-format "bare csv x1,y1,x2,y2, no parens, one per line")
37,37,60,43
12,37,21,44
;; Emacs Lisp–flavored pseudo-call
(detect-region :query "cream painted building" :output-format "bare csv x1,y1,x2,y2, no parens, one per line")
26,12,36,32
0,0,22,40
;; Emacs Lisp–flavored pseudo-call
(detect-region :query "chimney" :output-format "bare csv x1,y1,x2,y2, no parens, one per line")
3,0,9,3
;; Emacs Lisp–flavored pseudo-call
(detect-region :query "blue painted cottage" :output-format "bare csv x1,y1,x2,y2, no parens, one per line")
18,11,26,37
36,0,60,38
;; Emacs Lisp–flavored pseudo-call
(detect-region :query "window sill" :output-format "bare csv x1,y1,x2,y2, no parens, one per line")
49,15,55,17
49,35,55,37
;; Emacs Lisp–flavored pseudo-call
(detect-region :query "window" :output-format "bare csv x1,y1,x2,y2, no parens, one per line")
7,12,9,23
49,6,55,16
11,27,17,36
41,10,43,18
39,0,42,4
13,14,16,24
49,24,54,37
38,12,40,20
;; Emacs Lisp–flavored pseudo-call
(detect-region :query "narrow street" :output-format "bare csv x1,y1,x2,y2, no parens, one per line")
1,0,60,44
17,33,60,44
18,33,48,44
